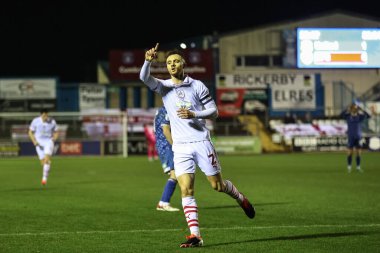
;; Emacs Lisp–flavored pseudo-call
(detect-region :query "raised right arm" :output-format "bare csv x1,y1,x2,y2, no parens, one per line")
340,107,350,119
140,43,161,91
140,60,160,91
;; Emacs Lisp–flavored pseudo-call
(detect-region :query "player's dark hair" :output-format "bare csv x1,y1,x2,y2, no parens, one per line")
166,49,184,58
40,109,49,114
166,49,186,65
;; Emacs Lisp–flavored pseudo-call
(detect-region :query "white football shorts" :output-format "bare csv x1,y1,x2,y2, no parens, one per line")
173,140,221,177
35,139,54,160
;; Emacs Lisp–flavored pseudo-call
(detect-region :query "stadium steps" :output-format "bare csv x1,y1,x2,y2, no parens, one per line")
238,115,288,153
359,81,380,101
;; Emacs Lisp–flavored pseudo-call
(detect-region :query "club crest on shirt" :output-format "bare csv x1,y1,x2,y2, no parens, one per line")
175,88,185,99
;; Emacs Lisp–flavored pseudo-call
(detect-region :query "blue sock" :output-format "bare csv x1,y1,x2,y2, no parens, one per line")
356,156,361,167
161,178,177,203
347,155,352,166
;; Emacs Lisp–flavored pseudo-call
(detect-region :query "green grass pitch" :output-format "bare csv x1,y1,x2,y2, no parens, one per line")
1,152,380,252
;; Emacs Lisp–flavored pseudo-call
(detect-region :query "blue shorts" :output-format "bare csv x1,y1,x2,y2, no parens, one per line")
158,146,174,174
348,136,362,148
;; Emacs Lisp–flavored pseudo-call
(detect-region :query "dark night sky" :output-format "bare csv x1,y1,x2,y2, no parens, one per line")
1,0,379,82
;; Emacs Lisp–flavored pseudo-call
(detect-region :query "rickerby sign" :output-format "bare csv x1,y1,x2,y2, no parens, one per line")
216,73,293,88
216,73,316,111
0,79,56,99
271,74,316,110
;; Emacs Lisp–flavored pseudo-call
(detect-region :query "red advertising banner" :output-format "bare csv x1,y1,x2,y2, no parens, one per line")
60,141,83,155
217,88,269,117
109,49,214,81
217,88,245,117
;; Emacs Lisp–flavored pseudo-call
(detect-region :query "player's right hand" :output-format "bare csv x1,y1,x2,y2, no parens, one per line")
177,108,195,119
145,43,159,62
34,143,43,150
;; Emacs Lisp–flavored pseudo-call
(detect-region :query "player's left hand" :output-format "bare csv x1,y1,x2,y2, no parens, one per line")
177,108,195,119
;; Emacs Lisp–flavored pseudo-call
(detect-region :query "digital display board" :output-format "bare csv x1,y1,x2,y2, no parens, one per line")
297,28,380,68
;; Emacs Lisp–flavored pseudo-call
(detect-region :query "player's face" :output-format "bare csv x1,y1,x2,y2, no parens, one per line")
166,54,184,78
41,112,49,122
350,105,358,114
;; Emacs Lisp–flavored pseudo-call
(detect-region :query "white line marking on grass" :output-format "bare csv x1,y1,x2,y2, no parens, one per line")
1,224,380,237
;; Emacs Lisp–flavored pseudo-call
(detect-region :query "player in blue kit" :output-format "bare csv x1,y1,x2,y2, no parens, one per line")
154,105,180,212
340,102,371,173
140,43,255,248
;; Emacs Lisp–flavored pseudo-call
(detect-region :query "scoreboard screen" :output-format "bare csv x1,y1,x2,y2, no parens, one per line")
296,28,380,68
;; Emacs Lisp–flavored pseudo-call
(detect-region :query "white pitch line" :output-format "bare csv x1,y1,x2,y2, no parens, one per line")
1,224,380,237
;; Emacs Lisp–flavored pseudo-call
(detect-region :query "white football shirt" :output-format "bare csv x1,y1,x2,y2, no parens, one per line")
29,116,58,142
140,61,217,144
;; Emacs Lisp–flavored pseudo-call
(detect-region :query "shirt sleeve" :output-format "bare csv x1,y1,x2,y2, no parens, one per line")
340,110,349,119
363,110,371,119
52,120,58,132
193,81,218,119
29,119,37,131
359,111,371,121
139,60,163,93
198,81,214,107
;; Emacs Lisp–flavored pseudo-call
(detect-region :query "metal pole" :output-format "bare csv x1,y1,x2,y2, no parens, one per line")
122,112,128,157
